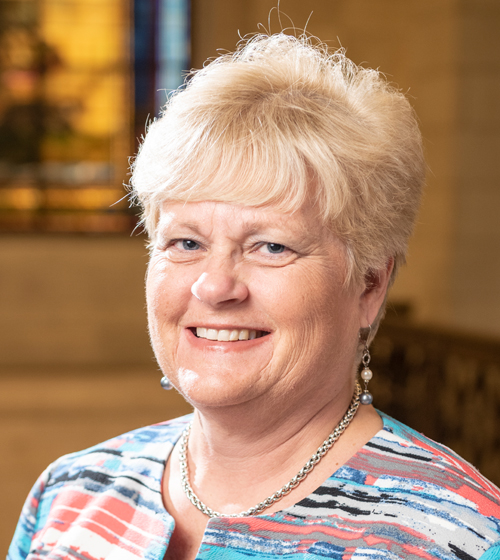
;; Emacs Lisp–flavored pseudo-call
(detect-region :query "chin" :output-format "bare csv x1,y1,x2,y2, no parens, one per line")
173,366,264,409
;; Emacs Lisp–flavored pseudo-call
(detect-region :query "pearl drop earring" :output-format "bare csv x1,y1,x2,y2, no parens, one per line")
359,326,373,405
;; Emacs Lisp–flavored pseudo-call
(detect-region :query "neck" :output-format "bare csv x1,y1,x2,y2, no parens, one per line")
190,375,356,464
181,382,361,517
179,378,363,518
172,379,382,518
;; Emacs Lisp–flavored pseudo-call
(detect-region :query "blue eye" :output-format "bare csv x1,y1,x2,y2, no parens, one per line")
266,243,286,254
181,239,199,250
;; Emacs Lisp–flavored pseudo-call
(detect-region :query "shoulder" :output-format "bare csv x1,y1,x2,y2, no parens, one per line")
345,412,500,551
38,413,193,512
371,412,500,503
285,412,500,559
8,414,191,560
47,413,192,480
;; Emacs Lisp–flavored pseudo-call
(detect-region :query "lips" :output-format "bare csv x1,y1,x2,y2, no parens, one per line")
192,327,269,341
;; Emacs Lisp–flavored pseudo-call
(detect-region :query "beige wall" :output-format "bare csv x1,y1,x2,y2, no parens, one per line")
452,1,500,333
0,236,153,367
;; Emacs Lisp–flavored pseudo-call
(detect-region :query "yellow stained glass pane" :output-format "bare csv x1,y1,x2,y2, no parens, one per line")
40,0,124,67
0,0,132,232
0,188,41,210
44,188,127,210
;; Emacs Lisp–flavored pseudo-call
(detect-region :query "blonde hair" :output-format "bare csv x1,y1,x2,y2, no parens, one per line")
131,33,425,285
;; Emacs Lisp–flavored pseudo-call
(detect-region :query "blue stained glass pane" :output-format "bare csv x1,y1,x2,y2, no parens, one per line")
157,0,190,110
134,0,156,110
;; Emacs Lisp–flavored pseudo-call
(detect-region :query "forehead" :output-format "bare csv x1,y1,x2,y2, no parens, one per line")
157,200,323,236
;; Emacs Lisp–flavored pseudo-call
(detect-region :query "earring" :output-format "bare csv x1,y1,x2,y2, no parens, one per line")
359,326,373,405
160,376,173,390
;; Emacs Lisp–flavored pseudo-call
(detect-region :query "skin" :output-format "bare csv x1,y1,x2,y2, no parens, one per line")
146,201,393,560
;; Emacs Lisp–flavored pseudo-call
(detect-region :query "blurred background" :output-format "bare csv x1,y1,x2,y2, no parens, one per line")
1,0,500,552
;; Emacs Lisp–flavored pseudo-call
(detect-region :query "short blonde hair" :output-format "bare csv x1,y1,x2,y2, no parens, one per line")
131,33,425,285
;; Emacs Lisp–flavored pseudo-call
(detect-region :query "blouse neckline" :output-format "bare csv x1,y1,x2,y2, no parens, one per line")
155,410,391,522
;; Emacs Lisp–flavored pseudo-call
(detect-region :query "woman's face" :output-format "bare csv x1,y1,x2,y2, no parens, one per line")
147,201,387,410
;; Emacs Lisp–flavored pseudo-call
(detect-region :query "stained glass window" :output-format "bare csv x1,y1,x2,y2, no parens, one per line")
0,0,190,233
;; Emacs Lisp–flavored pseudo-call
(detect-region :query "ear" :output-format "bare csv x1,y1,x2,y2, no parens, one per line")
359,258,394,328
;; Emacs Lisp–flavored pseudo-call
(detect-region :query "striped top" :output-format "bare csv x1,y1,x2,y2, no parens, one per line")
8,412,500,560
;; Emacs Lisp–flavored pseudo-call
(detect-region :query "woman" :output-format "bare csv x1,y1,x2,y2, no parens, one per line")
9,33,500,560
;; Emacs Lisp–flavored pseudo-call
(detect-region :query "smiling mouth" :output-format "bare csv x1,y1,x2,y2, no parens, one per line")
190,327,270,341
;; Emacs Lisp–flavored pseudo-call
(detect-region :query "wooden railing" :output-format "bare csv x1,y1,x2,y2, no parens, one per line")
372,320,500,487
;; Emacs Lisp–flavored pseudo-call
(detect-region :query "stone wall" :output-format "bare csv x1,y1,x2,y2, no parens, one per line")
452,1,500,333
0,236,152,368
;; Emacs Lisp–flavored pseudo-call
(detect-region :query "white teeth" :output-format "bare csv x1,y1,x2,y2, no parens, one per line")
194,327,265,341
229,330,239,341
206,329,218,340
217,330,230,341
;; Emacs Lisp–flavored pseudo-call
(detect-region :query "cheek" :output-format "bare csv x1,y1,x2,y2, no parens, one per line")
261,263,360,361
146,260,191,336
268,265,344,326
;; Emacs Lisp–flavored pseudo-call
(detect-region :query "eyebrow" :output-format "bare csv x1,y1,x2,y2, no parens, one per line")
172,222,205,234
158,220,204,236
159,218,289,238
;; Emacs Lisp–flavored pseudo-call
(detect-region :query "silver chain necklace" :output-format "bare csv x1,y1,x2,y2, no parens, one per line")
179,381,362,518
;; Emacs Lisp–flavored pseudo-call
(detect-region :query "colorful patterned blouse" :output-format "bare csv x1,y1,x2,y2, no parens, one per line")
8,412,500,560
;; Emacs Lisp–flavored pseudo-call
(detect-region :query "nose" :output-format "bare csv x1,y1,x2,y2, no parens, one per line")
191,263,249,308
